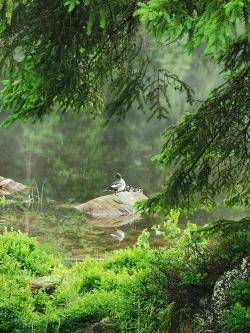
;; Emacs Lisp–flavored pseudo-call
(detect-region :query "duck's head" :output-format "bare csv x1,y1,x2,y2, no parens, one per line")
115,173,122,179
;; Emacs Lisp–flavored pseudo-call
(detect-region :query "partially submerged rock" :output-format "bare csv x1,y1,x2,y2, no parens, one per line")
0,176,26,195
75,191,147,219
86,214,141,228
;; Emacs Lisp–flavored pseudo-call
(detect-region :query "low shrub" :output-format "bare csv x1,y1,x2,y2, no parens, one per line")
0,230,56,276
0,219,248,333
220,279,250,333
222,302,250,333
0,274,34,333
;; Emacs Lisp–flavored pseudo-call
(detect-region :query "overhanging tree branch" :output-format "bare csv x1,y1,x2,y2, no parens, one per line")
137,66,250,214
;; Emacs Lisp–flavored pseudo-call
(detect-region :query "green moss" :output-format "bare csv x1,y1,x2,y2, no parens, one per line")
0,220,249,333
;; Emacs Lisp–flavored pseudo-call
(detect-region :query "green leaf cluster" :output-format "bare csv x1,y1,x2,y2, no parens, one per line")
0,229,56,276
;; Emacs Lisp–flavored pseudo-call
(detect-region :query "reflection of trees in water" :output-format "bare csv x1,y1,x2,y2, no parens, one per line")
0,205,163,258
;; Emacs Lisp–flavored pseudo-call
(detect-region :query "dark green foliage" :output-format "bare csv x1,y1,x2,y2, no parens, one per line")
134,0,250,215
0,0,193,124
221,280,250,333
105,66,194,121
218,36,250,72
138,66,250,215
0,0,138,122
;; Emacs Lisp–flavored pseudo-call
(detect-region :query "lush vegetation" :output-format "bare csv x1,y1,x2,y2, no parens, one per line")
0,219,249,333
0,43,217,202
0,1,249,332
134,0,250,215
0,0,249,214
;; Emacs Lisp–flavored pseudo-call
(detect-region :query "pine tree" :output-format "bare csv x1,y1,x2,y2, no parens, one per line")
0,0,192,124
135,0,250,214
0,0,249,215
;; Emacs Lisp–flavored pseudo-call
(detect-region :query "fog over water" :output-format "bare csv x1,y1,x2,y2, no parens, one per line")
1,44,249,258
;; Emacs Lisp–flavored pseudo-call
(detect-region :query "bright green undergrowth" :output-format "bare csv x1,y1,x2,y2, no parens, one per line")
0,196,13,207
0,219,249,333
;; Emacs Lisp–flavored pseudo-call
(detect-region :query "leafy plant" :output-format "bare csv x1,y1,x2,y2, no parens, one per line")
222,302,250,333
0,219,249,332
0,230,56,276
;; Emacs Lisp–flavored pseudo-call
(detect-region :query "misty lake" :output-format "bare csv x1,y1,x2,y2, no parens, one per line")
0,109,249,260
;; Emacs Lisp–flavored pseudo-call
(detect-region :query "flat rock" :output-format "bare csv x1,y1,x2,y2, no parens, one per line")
0,176,26,195
75,192,147,218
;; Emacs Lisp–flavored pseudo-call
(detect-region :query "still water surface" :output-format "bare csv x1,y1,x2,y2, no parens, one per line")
0,200,249,259
0,201,166,258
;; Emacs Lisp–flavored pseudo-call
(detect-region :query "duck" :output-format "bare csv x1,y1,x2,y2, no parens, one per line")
110,229,125,242
108,173,126,193
125,185,143,193
25,195,34,207
25,195,34,203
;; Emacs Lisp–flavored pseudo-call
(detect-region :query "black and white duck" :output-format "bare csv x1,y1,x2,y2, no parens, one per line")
108,173,126,193
110,229,125,242
125,185,143,193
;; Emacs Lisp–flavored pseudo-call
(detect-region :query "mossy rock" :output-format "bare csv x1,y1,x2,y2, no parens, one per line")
75,192,147,219
0,176,26,195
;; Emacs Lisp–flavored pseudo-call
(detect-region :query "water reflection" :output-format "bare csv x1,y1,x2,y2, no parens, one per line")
0,203,165,259
0,201,249,259
85,214,142,228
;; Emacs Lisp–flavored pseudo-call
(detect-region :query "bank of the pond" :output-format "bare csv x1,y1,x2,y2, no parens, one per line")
0,218,249,333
